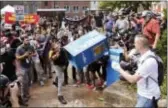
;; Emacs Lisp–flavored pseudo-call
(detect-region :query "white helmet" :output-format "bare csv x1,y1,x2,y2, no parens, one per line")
4,23,12,30
142,10,153,17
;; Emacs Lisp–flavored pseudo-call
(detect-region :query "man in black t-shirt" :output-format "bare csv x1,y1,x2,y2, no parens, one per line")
49,42,68,105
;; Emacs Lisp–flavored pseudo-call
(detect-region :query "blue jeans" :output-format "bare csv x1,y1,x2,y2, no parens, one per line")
135,94,158,108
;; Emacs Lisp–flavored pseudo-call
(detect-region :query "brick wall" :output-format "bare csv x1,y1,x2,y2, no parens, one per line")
40,1,90,17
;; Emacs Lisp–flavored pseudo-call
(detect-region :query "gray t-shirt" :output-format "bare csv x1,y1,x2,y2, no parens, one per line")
114,18,129,33
16,44,34,69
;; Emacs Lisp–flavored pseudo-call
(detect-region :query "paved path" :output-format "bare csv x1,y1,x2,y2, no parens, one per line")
28,74,104,107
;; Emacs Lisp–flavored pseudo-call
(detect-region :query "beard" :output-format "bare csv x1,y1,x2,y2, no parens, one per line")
24,43,30,50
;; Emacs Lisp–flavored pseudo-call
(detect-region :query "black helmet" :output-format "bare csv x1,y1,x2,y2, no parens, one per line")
0,74,10,89
4,29,12,37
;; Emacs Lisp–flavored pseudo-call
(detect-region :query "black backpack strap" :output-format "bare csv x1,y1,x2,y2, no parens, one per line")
141,55,158,89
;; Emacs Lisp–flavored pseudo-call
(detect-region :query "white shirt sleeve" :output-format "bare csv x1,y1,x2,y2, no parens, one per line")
136,58,157,78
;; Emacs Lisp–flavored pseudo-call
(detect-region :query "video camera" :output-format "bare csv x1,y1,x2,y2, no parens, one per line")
120,60,137,75
120,50,140,75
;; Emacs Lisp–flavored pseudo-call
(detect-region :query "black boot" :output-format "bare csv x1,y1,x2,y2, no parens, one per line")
58,96,67,104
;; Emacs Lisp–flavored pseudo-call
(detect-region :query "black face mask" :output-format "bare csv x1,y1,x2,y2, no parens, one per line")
20,37,24,41
5,32,12,37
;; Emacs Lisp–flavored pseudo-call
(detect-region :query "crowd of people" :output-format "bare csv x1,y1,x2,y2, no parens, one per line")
0,8,167,107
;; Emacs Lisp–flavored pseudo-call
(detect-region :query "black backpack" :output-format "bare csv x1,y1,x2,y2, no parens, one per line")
142,55,164,86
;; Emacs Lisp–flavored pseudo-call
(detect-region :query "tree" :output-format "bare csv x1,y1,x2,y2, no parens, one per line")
155,8,167,98
99,1,153,12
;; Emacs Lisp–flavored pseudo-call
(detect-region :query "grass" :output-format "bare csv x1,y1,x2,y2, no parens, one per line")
125,74,167,99
160,75,167,99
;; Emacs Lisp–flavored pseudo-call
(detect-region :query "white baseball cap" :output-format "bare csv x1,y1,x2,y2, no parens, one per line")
4,23,12,29
142,10,153,17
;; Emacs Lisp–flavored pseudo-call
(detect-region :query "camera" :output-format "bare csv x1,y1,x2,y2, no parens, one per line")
120,60,137,75
119,60,138,81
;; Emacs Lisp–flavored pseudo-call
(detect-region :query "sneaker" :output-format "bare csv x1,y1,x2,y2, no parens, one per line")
97,80,104,87
31,81,33,85
40,81,44,86
58,96,67,104
90,85,95,89
42,77,47,81
93,87,97,91
102,82,107,88
86,84,94,89
72,84,78,87
76,80,81,85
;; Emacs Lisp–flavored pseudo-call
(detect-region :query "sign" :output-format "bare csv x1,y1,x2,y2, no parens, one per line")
64,30,109,69
16,15,24,21
106,48,123,87
24,14,40,24
14,5,24,15
5,12,16,24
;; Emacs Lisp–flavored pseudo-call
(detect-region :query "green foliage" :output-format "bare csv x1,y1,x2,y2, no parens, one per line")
156,29,167,98
123,28,167,98
120,7,167,99
160,75,167,98
155,8,167,98
163,8,167,20
99,1,152,12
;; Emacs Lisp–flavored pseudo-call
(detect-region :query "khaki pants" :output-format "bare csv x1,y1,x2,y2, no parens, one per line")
33,60,45,82
9,82,20,107
53,65,65,96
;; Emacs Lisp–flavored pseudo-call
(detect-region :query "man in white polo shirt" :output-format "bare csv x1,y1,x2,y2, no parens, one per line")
113,34,161,107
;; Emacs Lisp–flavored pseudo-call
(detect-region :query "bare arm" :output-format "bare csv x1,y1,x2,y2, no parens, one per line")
51,52,60,60
119,68,142,83
153,33,160,49
123,47,130,61
15,52,28,60
152,21,161,49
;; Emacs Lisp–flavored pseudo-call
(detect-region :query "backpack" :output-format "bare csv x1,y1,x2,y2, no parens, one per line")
142,55,164,86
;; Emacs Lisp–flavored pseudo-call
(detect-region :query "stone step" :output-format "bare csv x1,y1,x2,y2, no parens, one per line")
158,99,167,107
104,80,167,107
103,81,136,107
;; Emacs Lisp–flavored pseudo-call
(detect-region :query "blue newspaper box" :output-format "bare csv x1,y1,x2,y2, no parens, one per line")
64,30,109,69
106,48,123,87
